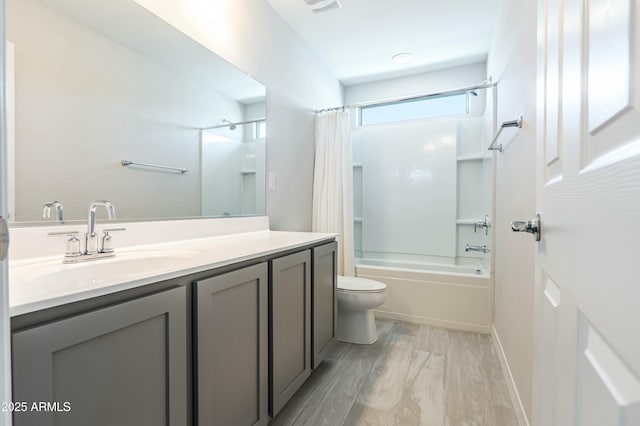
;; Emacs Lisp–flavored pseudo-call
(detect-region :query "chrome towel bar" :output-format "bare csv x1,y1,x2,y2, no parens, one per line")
488,116,523,152
121,160,187,174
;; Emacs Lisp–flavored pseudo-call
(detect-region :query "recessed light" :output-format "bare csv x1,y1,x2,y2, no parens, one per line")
391,53,413,64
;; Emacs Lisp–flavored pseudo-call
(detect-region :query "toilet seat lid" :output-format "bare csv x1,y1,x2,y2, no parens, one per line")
337,276,386,292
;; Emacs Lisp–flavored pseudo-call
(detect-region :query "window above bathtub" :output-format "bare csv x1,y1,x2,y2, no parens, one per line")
358,92,469,126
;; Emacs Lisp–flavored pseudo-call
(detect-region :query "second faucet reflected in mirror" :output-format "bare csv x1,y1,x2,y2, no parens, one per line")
42,201,64,223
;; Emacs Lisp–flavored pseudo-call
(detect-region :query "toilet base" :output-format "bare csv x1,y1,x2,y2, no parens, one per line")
337,309,378,344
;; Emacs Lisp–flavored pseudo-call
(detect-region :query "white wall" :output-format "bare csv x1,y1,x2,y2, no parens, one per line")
244,101,266,122
488,0,538,422
133,0,343,231
345,62,488,117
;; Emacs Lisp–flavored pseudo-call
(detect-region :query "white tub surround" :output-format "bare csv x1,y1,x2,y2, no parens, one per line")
356,263,492,334
8,216,336,316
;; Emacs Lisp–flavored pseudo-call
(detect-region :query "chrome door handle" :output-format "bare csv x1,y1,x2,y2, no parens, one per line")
511,213,542,241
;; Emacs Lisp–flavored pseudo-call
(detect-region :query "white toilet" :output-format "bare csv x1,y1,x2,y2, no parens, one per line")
337,276,387,344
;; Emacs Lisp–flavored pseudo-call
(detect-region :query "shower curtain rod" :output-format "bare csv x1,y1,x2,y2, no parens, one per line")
201,117,266,131
316,80,498,113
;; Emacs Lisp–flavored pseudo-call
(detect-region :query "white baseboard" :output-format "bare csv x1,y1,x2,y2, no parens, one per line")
491,325,530,426
374,309,491,334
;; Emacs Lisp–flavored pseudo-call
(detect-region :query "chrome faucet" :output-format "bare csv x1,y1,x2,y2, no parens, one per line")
86,201,116,254
48,200,125,263
42,201,64,223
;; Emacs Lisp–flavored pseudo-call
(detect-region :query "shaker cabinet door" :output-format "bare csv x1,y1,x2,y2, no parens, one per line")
312,242,337,369
12,286,188,426
270,250,311,417
194,262,269,426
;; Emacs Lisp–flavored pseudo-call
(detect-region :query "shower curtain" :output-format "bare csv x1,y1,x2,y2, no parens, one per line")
312,110,355,276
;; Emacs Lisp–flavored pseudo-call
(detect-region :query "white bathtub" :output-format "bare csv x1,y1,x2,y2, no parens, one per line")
355,259,492,333
355,258,487,276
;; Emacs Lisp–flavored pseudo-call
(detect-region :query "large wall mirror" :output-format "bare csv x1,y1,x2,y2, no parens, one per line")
7,0,266,224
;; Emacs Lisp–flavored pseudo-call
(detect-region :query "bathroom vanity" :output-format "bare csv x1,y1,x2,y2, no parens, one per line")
8,219,337,426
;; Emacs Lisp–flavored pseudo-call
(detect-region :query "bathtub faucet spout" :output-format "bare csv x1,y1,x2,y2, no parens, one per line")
465,244,491,254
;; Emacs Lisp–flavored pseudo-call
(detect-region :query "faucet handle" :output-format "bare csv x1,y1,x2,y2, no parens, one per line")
48,231,82,259
101,228,126,253
473,216,491,235
47,231,78,236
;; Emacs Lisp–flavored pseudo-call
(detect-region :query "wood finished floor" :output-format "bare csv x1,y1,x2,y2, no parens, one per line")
271,319,519,426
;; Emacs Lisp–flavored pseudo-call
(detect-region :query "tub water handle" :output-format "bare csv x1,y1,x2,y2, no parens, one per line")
511,213,542,241
474,215,490,235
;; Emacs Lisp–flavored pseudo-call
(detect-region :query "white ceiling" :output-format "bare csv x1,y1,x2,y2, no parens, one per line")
266,0,500,85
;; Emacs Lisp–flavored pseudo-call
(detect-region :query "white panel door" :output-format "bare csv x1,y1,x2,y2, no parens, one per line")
534,0,640,425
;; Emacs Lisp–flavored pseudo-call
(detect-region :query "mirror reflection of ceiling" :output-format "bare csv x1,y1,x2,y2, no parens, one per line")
34,0,265,103
8,0,266,223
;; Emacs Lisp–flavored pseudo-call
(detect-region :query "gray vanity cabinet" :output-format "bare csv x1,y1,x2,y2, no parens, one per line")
194,263,269,426
269,250,311,417
11,286,188,426
311,241,338,369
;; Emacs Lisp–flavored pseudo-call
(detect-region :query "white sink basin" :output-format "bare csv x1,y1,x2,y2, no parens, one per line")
10,249,204,303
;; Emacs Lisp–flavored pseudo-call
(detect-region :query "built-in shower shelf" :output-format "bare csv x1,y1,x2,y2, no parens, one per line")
456,155,485,162
353,217,363,223
240,170,256,174
353,164,363,168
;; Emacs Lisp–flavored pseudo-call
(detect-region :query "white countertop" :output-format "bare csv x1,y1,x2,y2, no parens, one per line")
9,230,336,317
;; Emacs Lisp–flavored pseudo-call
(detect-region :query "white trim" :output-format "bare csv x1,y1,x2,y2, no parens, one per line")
374,310,491,334
491,325,530,426
6,42,13,223
0,0,13,421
